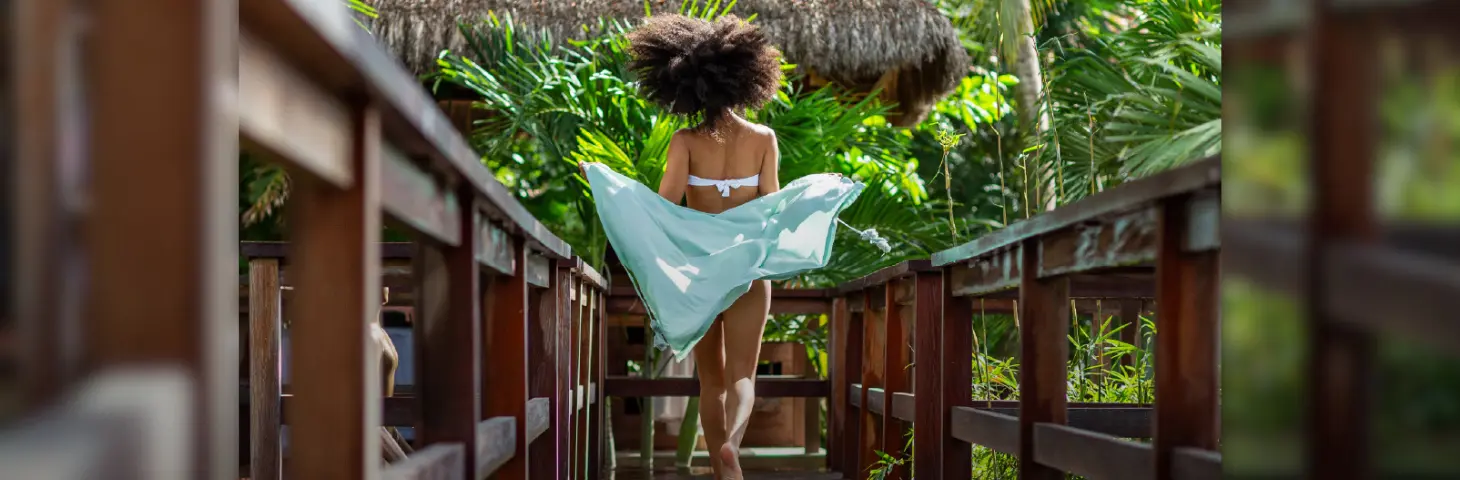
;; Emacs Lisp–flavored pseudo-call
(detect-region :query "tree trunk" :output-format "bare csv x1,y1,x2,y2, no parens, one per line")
1008,0,1058,213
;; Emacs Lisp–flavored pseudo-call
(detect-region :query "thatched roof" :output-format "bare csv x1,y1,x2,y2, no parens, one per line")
370,0,968,123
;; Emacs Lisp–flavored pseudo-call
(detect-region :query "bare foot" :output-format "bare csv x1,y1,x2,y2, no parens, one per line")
717,444,742,480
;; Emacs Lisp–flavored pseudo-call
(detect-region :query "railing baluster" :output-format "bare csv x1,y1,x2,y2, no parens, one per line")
911,271,943,480
881,280,910,480
248,259,283,480
1017,239,1069,480
414,191,482,473
589,284,608,480
939,274,974,480
288,104,382,479
827,296,848,471
1153,197,1220,480
527,263,564,479
484,241,532,479
858,290,883,476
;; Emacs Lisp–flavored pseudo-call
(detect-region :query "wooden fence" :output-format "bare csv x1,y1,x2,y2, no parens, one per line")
10,0,611,479
1225,0,1460,477
822,157,1222,480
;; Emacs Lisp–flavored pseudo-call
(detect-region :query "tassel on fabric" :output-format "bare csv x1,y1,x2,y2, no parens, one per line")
838,219,892,254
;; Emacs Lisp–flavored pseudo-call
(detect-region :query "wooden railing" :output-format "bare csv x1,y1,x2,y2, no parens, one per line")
822,157,1221,480
1225,1,1460,477
10,0,611,479
238,242,608,480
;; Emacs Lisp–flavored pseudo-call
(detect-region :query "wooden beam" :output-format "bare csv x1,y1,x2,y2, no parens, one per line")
933,156,1219,267
380,145,460,245
1018,239,1069,480
477,214,516,276
382,444,466,480
238,32,352,187
477,417,517,477
588,290,608,479
949,407,1018,455
1033,423,1155,480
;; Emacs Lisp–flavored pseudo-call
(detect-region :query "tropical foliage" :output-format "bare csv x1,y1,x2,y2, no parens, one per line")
431,3,959,282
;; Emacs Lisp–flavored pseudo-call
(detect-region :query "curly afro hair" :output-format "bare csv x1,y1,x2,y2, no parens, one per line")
626,14,782,130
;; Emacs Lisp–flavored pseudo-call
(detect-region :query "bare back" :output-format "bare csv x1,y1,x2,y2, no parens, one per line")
656,117,780,212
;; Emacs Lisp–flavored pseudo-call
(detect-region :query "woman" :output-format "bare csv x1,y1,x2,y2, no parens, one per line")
582,13,865,479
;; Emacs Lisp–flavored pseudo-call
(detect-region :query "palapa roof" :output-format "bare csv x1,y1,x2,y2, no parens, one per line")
370,0,968,122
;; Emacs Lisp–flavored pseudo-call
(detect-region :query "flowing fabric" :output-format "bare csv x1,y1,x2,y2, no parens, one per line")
584,163,865,360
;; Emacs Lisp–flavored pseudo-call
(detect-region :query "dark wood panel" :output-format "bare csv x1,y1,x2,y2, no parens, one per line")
1039,207,1158,278
933,156,1219,266
1032,423,1155,480
940,283,975,479
910,271,944,480
888,392,1152,438
949,407,1018,455
604,376,829,397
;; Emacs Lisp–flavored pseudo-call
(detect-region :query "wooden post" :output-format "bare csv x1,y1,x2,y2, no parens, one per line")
572,284,587,478
858,290,884,476
880,280,910,480
1153,198,1220,480
413,195,481,474
827,296,848,470
287,105,382,479
911,271,943,480
249,259,283,480
485,241,532,479
843,296,865,478
557,273,577,480
14,0,74,407
588,286,608,480
1118,300,1144,368
939,272,973,480
87,0,238,476
1306,3,1377,478
802,318,823,455
581,285,598,475
528,266,566,479
1018,239,1069,480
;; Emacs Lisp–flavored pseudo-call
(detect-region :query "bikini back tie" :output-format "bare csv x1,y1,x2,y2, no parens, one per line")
688,174,760,197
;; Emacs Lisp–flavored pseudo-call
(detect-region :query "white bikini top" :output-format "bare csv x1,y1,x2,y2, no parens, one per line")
688,174,760,197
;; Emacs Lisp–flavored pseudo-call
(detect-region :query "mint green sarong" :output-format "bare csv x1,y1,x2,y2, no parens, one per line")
583,163,866,360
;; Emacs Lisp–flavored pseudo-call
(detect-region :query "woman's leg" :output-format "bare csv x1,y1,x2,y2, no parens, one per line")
692,319,728,477
717,280,772,477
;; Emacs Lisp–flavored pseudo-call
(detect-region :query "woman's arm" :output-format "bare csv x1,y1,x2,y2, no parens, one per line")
658,132,690,204
758,130,780,195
